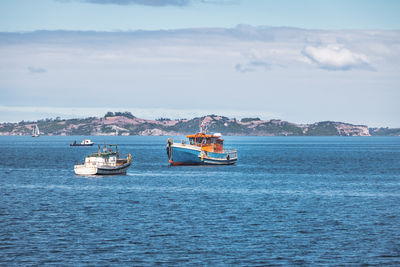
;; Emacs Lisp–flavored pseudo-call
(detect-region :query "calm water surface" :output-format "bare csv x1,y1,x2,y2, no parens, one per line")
0,136,400,265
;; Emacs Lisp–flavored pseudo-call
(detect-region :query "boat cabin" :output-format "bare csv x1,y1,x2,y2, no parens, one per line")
86,144,130,166
186,133,224,152
81,139,93,145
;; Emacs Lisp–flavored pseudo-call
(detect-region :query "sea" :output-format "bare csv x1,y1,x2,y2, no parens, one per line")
0,136,399,265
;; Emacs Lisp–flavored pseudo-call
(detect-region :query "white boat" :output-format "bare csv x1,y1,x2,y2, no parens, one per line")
74,144,132,175
32,124,40,137
70,139,94,146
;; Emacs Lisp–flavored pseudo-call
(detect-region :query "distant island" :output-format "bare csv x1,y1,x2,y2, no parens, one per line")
0,112,399,136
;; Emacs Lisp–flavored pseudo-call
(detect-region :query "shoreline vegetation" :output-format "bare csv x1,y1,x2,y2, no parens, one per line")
0,112,399,136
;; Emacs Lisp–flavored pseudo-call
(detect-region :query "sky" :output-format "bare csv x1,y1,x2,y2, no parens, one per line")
0,0,399,127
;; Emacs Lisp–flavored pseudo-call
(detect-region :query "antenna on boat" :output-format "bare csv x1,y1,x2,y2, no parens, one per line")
199,120,202,133
109,144,119,157
200,120,207,134
200,119,207,134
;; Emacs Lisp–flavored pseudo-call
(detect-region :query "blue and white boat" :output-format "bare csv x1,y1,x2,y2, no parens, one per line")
166,125,237,166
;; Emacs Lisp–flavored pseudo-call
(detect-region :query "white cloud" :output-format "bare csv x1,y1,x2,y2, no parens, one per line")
302,45,371,71
27,66,46,74
235,61,271,73
58,0,191,6
58,0,239,6
1,27,399,126
234,63,254,73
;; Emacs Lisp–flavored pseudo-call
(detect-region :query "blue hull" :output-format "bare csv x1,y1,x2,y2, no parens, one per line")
170,146,202,165
169,145,237,165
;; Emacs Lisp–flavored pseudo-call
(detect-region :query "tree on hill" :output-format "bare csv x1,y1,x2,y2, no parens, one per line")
104,111,135,119
241,117,261,122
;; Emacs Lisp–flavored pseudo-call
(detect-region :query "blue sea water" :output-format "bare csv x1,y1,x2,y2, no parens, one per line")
0,136,400,265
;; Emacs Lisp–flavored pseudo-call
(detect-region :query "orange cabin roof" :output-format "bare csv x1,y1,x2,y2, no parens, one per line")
186,133,224,142
186,133,213,138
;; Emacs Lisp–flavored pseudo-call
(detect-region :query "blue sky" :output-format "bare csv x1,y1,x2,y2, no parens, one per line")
1,0,400,31
0,0,399,127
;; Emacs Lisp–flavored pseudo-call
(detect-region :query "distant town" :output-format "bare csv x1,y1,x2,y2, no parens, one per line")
0,112,399,136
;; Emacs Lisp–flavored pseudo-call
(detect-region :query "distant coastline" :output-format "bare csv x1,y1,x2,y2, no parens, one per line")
0,112,399,136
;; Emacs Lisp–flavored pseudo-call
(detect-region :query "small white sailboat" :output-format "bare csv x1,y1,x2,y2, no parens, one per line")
32,124,40,137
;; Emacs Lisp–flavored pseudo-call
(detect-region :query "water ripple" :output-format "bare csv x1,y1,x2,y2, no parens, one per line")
0,136,399,265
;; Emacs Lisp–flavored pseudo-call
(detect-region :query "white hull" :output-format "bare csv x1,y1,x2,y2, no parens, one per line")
74,162,131,176
74,165,97,175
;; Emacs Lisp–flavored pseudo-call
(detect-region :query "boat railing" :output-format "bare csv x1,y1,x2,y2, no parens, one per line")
118,154,132,162
224,149,238,158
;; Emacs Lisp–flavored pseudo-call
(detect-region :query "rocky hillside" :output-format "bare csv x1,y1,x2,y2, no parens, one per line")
1,112,397,136
369,127,400,136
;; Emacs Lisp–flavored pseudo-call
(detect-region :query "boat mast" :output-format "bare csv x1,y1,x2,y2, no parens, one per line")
32,124,40,136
